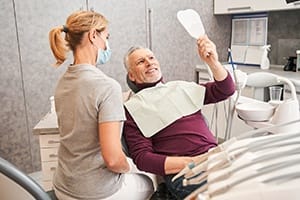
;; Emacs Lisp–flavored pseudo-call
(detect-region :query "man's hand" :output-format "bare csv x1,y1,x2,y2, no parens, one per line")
197,35,227,81
197,35,219,67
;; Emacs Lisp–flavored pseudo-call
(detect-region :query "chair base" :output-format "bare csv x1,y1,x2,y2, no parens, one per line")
46,190,58,200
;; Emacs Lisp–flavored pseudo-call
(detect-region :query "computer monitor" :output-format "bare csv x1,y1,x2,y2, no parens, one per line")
286,0,300,3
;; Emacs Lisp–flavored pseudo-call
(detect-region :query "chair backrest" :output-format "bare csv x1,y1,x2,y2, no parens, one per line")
0,157,51,200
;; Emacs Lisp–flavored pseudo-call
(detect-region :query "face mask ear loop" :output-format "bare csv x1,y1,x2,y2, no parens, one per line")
98,34,108,50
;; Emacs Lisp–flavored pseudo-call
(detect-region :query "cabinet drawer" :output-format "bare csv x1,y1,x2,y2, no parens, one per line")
42,180,54,191
40,148,58,162
41,161,57,181
39,134,60,148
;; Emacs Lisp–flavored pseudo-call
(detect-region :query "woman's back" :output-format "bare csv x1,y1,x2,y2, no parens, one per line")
53,64,125,199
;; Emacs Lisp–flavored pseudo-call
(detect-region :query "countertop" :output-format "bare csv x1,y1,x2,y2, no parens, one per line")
236,65,300,86
33,112,58,135
196,64,300,89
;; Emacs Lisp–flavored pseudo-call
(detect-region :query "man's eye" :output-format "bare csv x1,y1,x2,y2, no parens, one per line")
137,60,144,65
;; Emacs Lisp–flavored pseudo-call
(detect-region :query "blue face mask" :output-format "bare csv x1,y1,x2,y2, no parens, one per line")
96,39,112,65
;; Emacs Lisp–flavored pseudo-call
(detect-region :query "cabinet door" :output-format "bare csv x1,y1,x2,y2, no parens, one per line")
215,0,300,15
87,0,148,90
0,0,29,173
255,0,300,11
214,0,255,14
14,0,86,171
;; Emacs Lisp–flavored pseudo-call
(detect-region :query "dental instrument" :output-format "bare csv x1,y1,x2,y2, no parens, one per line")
184,133,300,199
182,133,300,191
263,171,300,185
184,145,300,200
184,155,300,200
172,119,300,182
181,123,300,199
208,158,300,198
183,126,300,180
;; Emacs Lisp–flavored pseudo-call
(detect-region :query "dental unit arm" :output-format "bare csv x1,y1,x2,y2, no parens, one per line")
240,72,300,132
246,72,297,101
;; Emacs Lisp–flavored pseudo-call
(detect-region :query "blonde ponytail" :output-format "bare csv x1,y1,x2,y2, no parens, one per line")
49,26,68,66
48,11,108,67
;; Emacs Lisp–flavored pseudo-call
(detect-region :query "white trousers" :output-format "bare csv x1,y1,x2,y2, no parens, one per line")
102,173,154,200
54,172,155,200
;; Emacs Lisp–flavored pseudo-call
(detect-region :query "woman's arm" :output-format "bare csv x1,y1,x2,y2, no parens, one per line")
99,121,130,173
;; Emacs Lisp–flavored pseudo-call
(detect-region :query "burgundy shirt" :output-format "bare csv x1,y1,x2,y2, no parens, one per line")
123,74,235,176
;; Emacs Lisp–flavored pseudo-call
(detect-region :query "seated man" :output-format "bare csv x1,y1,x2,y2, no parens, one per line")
122,35,235,199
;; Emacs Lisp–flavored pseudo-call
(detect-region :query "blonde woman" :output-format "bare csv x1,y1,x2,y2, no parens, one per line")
49,10,154,200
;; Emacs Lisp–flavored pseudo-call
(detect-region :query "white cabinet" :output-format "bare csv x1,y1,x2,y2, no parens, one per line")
33,112,59,191
214,0,255,14
214,0,300,15
39,134,59,191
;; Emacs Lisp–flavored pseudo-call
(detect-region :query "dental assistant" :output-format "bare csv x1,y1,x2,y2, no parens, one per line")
123,35,235,199
49,10,153,200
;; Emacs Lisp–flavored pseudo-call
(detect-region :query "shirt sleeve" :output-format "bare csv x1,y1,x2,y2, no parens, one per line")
123,108,167,176
98,80,126,123
201,71,235,105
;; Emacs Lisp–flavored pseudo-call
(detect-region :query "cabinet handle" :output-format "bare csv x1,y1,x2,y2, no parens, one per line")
50,167,56,171
49,154,58,158
228,6,252,11
200,77,210,81
48,140,60,144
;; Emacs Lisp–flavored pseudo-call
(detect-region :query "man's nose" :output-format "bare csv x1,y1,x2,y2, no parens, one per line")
145,58,152,66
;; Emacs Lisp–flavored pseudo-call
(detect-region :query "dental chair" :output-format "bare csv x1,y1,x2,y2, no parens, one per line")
124,75,176,200
0,156,56,200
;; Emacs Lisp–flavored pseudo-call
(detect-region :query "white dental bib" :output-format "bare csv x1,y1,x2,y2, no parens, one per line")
124,81,205,137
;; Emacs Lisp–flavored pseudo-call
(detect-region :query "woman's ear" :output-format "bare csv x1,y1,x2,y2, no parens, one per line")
88,28,97,43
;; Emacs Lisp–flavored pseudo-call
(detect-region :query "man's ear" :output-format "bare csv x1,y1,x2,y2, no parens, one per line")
126,74,139,93
128,72,135,82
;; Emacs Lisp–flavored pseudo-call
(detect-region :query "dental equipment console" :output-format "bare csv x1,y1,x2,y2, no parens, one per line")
236,72,300,134
179,120,300,200
177,9,300,199
174,70,300,199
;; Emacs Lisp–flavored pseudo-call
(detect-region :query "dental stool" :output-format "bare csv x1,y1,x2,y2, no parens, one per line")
0,156,56,200
47,190,58,200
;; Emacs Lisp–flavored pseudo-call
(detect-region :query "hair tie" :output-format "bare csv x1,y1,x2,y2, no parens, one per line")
62,25,69,33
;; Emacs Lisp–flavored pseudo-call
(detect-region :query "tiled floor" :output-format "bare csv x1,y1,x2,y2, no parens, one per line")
28,171,43,187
